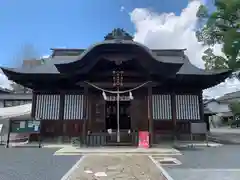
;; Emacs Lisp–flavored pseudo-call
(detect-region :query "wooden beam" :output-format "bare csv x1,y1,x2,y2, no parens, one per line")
77,82,159,88
88,71,146,77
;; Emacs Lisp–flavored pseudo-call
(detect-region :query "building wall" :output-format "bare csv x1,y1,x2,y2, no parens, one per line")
0,100,4,108
0,93,32,107
152,94,172,120
175,94,200,120
152,94,200,121
152,92,202,134
3,99,32,107
35,94,61,120
33,89,203,137
34,92,87,137
34,93,86,120
206,101,230,114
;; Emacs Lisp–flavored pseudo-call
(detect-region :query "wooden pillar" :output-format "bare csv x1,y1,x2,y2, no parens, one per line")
88,92,92,134
31,92,39,142
82,86,88,145
171,92,177,140
6,119,11,148
59,92,65,142
148,84,153,146
59,93,65,120
198,91,204,121
31,91,37,118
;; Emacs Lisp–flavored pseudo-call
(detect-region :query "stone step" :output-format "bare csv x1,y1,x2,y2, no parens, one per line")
55,152,181,155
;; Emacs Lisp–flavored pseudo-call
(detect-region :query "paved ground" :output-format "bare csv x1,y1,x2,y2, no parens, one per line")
164,145,240,180
0,147,81,180
67,155,167,180
210,127,240,134
209,127,240,144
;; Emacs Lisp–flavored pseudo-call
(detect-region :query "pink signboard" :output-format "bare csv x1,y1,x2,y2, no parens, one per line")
138,131,150,148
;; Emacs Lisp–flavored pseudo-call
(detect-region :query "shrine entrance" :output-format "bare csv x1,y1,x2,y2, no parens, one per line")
105,97,133,145
105,101,131,131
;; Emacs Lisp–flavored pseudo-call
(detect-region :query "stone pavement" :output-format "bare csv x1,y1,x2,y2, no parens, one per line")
67,155,168,180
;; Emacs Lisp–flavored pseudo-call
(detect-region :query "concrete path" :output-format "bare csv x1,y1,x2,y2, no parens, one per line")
66,155,168,180
54,146,181,156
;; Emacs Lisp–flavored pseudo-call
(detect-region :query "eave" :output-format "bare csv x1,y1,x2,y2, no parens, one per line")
174,69,232,89
0,67,63,89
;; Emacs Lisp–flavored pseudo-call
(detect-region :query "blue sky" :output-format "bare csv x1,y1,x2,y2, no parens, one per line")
2,0,235,98
0,0,194,66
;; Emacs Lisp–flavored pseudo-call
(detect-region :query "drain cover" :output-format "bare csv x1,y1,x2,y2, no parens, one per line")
157,157,181,165
159,160,177,165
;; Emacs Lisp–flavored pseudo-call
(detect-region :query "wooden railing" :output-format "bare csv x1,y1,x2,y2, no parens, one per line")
85,130,139,147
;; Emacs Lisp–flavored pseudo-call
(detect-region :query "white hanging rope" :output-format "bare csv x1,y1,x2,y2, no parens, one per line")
84,81,151,94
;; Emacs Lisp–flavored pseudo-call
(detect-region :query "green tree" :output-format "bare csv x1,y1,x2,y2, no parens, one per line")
229,101,240,115
196,0,240,73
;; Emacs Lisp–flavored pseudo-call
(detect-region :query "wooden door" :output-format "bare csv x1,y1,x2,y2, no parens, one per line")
90,94,105,132
131,94,148,131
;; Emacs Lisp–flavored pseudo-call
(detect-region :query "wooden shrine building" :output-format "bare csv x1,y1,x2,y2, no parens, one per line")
1,29,232,146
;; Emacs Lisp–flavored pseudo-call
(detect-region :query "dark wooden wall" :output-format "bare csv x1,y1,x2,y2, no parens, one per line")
33,86,204,138
152,89,204,134
130,89,148,131
88,93,106,132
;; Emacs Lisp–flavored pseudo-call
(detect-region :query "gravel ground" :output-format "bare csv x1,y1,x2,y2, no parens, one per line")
0,147,81,180
68,155,167,180
164,145,240,180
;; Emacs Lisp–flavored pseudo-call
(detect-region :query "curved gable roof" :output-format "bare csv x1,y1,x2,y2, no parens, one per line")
1,47,231,77
54,40,184,73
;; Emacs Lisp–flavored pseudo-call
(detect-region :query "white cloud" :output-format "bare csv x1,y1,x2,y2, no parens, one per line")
129,0,237,98
0,69,12,89
130,0,205,68
120,6,125,12
41,55,50,59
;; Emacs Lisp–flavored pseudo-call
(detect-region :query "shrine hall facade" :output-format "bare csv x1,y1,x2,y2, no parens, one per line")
1,29,231,146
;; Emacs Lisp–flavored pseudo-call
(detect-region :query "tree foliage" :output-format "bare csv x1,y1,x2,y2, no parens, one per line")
196,0,240,72
229,101,240,115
